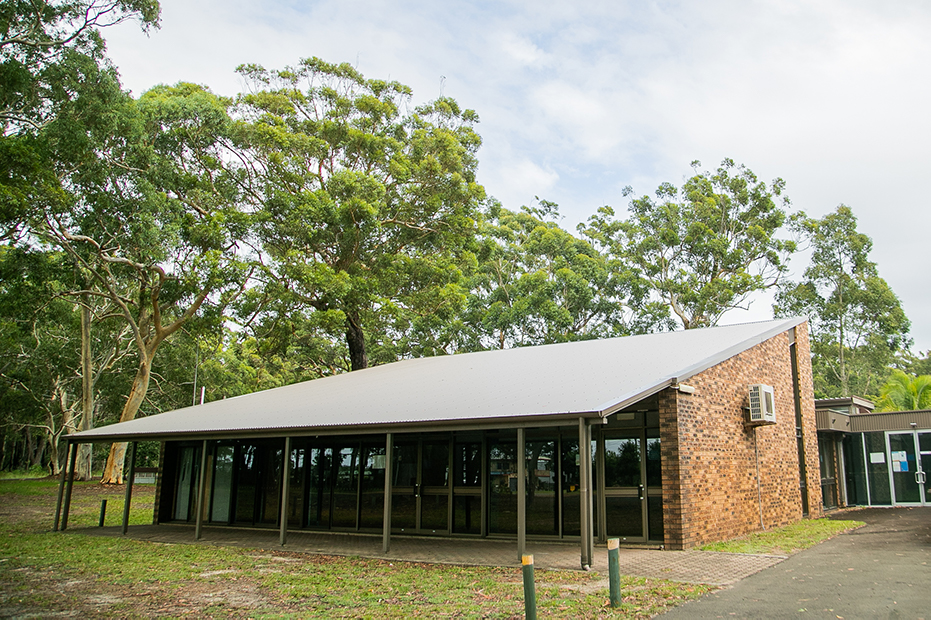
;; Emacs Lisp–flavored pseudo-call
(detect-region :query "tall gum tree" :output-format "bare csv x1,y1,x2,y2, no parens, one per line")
581,159,796,329
462,200,667,350
238,58,485,370
0,0,160,132
774,205,910,398
38,82,254,483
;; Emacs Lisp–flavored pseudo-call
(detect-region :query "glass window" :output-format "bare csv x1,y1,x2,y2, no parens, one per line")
234,444,257,524
306,447,333,528
488,440,517,534
561,438,580,537
864,433,891,505
422,441,449,487
332,446,359,528
526,439,557,536
605,496,642,538
453,442,482,487
210,444,234,523
843,434,867,506
358,445,386,529
452,496,481,534
645,437,661,488
604,437,641,488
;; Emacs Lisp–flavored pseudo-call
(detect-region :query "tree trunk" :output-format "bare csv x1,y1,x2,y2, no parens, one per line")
77,294,94,480
838,285,849,397
345,312,368,371
100,351,154,484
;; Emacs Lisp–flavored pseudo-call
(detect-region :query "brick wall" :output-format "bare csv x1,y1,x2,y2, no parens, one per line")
659,322,822,549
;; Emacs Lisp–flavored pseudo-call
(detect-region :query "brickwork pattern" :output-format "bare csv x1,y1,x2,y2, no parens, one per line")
659,323,822,549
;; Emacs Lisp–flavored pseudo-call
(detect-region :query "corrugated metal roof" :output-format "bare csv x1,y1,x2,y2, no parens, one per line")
74,317,806,442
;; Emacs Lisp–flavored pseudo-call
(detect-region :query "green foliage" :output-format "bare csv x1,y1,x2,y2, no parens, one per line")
582,159,795,329
775,205,910,398
0,0,160,133
238,57,485,370
462,200,668,350
876,370,931,412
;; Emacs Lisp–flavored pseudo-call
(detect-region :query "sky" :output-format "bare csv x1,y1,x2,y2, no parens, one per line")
104,0,931,353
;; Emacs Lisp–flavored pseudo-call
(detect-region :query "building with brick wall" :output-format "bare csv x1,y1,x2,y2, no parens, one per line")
60,317,820,564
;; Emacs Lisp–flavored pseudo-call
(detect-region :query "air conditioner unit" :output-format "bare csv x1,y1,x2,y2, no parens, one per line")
748,384,776,425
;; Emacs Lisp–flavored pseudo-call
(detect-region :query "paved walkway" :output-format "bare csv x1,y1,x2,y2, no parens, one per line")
76,524,785,585
659,506,931,618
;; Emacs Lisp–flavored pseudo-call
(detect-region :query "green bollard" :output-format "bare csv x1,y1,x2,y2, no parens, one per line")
522,554,537,620
98,499,107,527
608,538,621,607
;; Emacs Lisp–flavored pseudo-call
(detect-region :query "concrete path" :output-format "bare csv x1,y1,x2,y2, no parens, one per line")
77,523,783,585
659,506,931,619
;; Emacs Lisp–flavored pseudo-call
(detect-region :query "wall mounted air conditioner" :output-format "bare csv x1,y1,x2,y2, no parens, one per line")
748,384,776,425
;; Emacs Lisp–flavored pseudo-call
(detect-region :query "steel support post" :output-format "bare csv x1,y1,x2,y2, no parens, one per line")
383,433,394,554
579,418,593,569
280,436,291,546
194,440,208,540
122,441,137,534
517,426,527,562
60,441,79,531
54,441,73,531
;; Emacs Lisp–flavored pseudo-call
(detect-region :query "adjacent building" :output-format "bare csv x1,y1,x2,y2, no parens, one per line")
816,397,931,509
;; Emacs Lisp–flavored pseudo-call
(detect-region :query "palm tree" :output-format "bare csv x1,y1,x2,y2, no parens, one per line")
876,370,931,411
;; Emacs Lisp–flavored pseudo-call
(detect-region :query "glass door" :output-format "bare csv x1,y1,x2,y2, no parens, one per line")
920,432,931,504
601,431,662,542
887,431,926,505
391,439,450,534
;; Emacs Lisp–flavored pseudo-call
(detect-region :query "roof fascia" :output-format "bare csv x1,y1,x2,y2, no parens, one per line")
67,410,605,444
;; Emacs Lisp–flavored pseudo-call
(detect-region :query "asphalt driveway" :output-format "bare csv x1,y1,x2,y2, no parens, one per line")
660,506,931,619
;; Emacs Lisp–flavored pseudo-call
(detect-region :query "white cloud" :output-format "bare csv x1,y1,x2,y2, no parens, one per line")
103,0,931,352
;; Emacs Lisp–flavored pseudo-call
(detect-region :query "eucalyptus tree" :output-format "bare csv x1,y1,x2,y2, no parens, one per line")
1,1,160,240
237,58,485,371
462,200,664,350
582,159,796,330
0,0,160,131
775,205,910,398
35,82,255,483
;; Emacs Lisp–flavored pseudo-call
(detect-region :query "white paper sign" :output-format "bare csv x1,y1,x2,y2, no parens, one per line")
870,452,886,464
892,451,907,462
893,461,902,472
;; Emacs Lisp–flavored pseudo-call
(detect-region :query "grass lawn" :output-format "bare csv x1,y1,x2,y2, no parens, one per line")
697,518,864,555
0,477,712,618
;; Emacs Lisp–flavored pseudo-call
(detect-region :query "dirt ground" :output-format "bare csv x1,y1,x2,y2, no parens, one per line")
0,479,306,618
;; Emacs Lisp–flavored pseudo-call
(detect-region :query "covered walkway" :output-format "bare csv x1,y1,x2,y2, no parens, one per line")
75,524,786,586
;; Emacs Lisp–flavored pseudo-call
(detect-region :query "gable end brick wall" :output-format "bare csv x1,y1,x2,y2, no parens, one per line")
660,323,821,549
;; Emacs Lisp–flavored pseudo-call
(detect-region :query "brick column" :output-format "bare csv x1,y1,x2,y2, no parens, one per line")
658,388,685,549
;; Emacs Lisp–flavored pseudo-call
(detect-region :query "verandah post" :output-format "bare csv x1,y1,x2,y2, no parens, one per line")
579,417,592,569
280,436,291,546
122,441,137,534
60,440,79,531
383,432,393,554
517,426,526,562
194,440,208,540
54,440,73,531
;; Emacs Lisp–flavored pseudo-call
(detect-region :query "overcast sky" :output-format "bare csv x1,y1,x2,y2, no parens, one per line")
104,0,931,353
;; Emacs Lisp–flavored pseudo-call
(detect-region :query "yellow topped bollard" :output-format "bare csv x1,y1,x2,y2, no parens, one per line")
608,538,621,607
522,554,537,620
